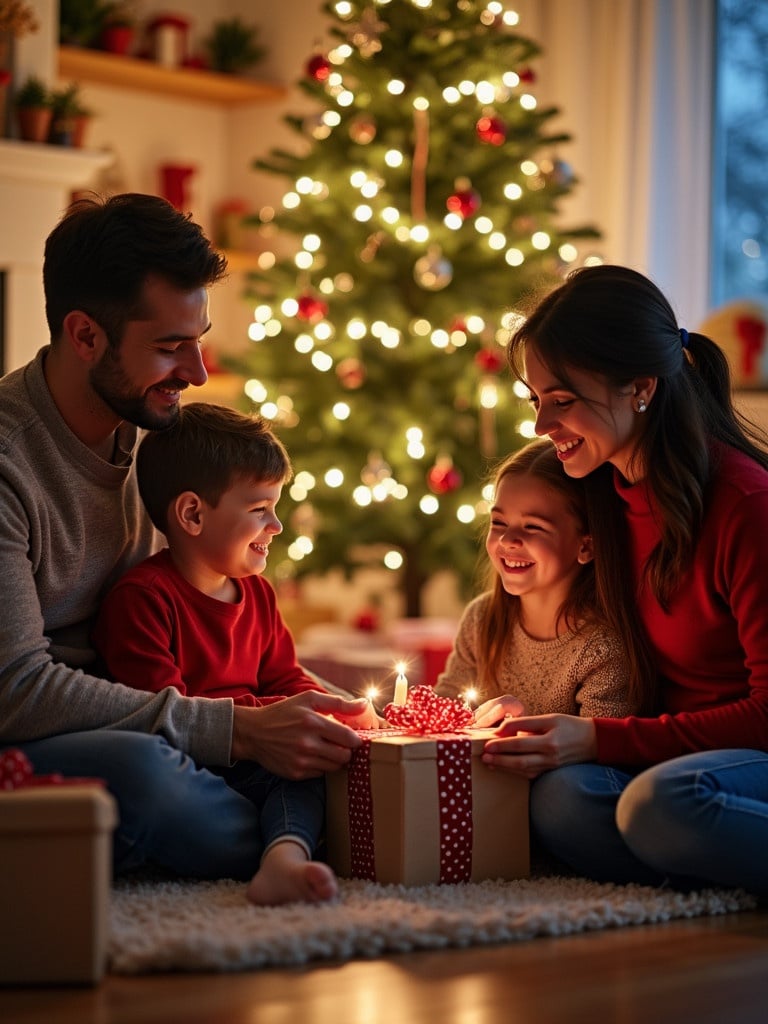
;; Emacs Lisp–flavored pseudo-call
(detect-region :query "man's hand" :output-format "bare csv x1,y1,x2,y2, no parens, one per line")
231,692,369,779
481,714,597,779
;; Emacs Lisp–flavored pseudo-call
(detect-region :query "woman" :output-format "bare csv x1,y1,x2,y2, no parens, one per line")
480,264,768,891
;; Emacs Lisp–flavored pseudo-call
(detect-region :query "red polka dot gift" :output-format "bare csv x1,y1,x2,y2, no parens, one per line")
325,686,530,886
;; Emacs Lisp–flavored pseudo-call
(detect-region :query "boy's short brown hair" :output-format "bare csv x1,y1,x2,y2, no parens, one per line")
137,402,292,533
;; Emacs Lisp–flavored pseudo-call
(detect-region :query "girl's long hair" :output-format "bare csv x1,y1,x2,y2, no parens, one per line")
507,265,768,709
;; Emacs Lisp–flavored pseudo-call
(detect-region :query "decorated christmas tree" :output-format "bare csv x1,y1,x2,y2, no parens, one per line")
234,0,599,616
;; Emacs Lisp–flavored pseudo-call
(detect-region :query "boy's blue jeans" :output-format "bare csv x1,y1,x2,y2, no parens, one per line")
14,731,325,880
530,749,768,892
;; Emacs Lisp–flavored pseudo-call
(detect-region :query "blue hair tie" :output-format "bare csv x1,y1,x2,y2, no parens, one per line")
679,327,690,349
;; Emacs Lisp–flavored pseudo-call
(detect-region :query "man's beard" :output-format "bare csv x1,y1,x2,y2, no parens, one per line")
89,345,185,430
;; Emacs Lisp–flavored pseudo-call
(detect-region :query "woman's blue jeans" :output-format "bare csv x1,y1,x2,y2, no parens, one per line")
530,749,768,891
14,731,325,881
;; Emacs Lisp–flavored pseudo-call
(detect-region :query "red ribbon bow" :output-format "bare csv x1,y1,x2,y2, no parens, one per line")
0,749,103,791
384,684,473,734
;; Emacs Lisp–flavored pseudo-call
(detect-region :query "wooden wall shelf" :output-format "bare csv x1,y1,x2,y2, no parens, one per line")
222,249,263,272
58,46,287,106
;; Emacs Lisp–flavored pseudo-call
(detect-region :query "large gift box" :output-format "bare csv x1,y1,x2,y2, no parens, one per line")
0,752,117,986
326,729,529,886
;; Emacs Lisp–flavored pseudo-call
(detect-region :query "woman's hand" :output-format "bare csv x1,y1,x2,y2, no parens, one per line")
472,695,526,727
481,714,597,779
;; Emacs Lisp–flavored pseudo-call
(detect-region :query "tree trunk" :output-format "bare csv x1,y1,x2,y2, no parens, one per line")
401,547,426,618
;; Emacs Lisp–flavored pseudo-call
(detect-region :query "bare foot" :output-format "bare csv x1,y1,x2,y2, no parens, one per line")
246,840,339,907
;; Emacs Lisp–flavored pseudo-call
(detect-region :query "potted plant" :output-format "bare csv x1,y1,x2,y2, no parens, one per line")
0,0,41,137
13,74,52,143
98,1,135,55
59,0,113,48
202,17,266,75
48,82,93,147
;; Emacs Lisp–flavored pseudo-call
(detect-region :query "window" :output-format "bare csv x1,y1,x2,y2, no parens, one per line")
711,0,768,305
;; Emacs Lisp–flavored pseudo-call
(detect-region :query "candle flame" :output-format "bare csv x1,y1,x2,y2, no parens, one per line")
394,660,407,676
463,688,478,705
366,686,380,701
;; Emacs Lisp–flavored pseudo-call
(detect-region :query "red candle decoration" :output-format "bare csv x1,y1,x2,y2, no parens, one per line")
295,293,329,323
306,53,332,82
159,164,197,211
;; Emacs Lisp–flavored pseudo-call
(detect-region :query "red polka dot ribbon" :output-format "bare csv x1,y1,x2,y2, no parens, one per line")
348,738,377,881
436,738,473,883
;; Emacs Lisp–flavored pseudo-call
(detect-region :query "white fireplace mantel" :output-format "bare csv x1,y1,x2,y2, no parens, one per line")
0,139,113,373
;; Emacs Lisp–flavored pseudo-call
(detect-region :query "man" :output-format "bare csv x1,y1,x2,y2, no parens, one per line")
0,193,368,880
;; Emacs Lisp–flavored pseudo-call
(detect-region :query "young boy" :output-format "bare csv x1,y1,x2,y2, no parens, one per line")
93,402,377,906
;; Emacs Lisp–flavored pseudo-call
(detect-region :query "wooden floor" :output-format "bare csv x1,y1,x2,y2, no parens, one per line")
2,909,768,1024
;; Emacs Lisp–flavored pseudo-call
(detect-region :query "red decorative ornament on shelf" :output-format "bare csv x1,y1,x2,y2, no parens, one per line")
519,66,537,84
305,53,332,82
476,114,507,146
427,458,463,495
384,684,473,734
446,184,481,219
295,293,329,323
474,348,504,374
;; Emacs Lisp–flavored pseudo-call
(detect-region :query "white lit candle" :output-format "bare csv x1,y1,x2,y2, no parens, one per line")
366,685,380,710
392,661,408,705
463,687,478,708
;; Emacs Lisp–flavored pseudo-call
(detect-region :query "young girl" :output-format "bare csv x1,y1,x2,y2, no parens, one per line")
490,264,768,892
436,439,637,724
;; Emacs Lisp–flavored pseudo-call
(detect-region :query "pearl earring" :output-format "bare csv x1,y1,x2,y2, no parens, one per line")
636,398,647,413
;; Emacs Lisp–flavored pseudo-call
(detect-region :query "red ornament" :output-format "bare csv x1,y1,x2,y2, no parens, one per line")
305,53,331,82
336,357,366,389
474,348,504,374
476,114,506,146
353,608,380,632
446,186,481,219
427,459,463,495
519,66,537,84
295,293,329,323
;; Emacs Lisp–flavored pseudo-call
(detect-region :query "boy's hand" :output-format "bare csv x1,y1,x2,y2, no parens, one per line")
331,696,382,730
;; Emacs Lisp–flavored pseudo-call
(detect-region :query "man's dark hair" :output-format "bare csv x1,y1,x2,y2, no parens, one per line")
44,192,227,345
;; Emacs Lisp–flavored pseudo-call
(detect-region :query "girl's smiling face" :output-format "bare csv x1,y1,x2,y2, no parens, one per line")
486,472,592,611
523,347,652,483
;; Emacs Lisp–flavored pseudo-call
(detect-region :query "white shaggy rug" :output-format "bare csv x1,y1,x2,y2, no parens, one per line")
108,874,756,974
